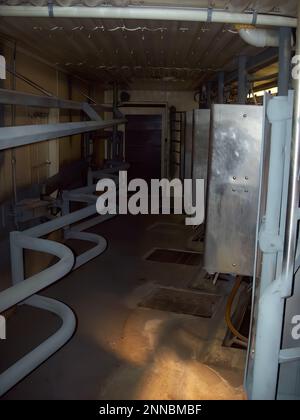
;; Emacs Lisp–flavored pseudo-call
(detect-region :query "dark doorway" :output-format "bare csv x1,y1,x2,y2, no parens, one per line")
125,115,162,183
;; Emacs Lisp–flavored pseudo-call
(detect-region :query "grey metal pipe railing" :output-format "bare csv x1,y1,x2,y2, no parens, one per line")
0,295,76,396
0,205,102,396
0,160,127,395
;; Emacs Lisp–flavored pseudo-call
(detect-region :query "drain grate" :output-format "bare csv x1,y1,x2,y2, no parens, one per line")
139,287,221,318
145,248,202,266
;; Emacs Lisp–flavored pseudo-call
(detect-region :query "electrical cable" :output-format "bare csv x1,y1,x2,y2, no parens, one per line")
225,275,249,344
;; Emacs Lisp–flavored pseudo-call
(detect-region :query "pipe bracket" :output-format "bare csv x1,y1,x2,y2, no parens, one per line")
47,0,53,18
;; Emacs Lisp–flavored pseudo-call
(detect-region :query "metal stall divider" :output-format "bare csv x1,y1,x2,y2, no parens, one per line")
204,104,264,277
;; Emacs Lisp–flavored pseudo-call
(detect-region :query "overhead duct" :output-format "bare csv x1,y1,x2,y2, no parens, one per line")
0,6,297,28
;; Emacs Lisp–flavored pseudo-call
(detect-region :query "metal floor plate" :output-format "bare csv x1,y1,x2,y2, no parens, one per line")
139,287,221,318
145,248,202,266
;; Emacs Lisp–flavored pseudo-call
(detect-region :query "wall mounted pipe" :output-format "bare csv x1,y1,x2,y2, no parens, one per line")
0,6,297,28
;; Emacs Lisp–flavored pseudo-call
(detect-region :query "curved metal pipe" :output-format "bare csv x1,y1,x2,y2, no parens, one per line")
65,230,107,269
0,295,76,396
0,235,74,313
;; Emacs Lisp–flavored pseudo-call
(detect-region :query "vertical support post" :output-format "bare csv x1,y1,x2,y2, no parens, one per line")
251,95,292,400
11,42,18,227
278,27,292,96
218,71,225,104
238,55,247,104
10,232,24,285
112,82,118,160
0,46,5,169
61,191,70,234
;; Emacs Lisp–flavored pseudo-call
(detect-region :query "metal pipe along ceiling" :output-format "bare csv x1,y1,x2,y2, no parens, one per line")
0,6,297,28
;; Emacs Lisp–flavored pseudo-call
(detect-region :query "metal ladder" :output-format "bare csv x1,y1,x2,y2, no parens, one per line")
169,109,185,179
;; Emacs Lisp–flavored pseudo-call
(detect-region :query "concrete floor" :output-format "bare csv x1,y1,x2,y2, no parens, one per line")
0,214,246,400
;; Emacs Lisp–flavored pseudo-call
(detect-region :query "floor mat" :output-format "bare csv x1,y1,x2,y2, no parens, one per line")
145,248,202,266
139,287,221,318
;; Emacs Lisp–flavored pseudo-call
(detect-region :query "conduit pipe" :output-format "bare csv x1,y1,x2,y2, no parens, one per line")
0,6,297,28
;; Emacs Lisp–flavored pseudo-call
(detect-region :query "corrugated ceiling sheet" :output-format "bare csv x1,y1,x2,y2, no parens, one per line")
0,1,285,90
0,16,264,90
0,1,297,17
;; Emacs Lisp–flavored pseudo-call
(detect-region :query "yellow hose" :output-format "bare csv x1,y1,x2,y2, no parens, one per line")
225,276,249,344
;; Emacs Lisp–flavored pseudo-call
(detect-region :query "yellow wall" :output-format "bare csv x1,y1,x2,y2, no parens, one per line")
0,40,104,203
